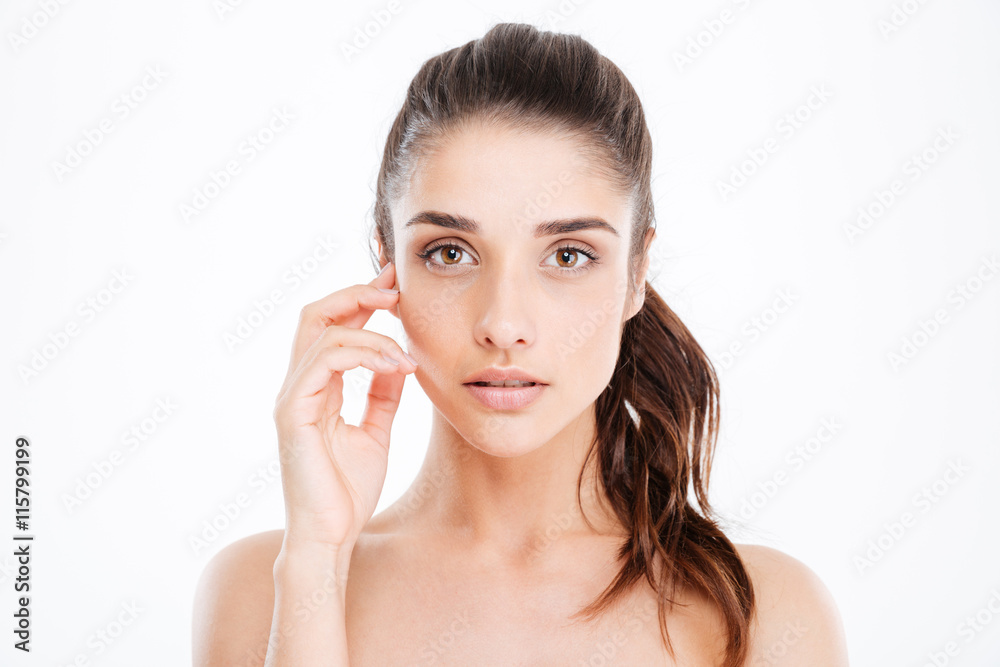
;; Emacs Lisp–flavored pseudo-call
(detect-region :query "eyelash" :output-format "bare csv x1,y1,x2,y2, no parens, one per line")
417,241,600,275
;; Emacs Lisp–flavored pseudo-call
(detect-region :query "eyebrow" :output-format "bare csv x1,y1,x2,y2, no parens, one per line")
403,210,620,238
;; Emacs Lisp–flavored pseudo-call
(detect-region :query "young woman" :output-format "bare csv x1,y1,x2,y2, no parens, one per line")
194,22,849,666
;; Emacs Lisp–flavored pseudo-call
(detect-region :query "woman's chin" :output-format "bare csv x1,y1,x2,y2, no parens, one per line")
451,417,554,458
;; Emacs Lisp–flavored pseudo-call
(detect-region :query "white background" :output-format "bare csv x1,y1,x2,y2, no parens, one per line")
1,0,998,665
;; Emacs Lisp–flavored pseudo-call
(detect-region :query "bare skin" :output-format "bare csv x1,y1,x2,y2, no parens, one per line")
192,121,849,666
195,524,847,665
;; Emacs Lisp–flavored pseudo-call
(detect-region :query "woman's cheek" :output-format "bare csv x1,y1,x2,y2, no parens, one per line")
550,298,599,355
400,292,461,367
400,296,431,341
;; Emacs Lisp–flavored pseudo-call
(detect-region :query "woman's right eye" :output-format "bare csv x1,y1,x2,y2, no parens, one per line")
418,243,474,268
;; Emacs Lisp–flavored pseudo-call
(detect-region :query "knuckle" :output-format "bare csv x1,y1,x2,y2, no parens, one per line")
318,344,344,364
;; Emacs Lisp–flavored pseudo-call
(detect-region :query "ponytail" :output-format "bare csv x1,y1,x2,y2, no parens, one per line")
572,284,755,667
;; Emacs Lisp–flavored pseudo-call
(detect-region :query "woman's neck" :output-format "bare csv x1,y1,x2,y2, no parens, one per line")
384,405,627,565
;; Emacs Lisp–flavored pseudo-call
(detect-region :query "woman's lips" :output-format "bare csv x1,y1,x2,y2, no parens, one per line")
463,382,546,410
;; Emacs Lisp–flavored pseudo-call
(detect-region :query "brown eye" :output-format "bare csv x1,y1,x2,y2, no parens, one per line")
440,246,463,265
417,241,474,270
555,248,580,268
543,245,599,274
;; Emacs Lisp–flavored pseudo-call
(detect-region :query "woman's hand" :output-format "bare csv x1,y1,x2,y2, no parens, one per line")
272,261,415,554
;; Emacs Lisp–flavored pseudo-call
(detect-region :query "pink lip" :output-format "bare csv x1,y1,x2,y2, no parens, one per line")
462,366,545,385
464,383,545,410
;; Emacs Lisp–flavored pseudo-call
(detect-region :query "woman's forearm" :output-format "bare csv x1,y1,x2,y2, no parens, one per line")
264,544,353,666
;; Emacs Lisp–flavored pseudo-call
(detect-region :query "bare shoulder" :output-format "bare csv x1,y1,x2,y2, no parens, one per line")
733,543,850,666
191,529,285,667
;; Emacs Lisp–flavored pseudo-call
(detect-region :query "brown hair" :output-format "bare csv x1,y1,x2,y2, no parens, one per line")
369,22,754,667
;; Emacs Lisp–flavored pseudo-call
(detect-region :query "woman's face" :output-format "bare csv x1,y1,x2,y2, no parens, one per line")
387,120,649,457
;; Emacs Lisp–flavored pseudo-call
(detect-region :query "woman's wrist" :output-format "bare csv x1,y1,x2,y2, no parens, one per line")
274,539,354,587
268,542,353,665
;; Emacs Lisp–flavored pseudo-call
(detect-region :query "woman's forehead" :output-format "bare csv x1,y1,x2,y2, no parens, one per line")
414,121,606,182
395,125,631,237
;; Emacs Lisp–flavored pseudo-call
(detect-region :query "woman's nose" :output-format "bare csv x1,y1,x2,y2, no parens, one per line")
471,272,537,349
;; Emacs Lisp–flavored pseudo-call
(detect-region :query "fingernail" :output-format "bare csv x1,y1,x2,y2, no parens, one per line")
378,287,399,294
402,351,417,366
377,262,392,277
380,350,400,365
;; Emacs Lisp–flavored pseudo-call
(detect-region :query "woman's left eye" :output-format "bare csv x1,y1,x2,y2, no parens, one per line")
417,243,600,274
543,246,599,272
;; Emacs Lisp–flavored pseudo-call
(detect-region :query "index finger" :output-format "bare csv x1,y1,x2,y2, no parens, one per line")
284,261,398,377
